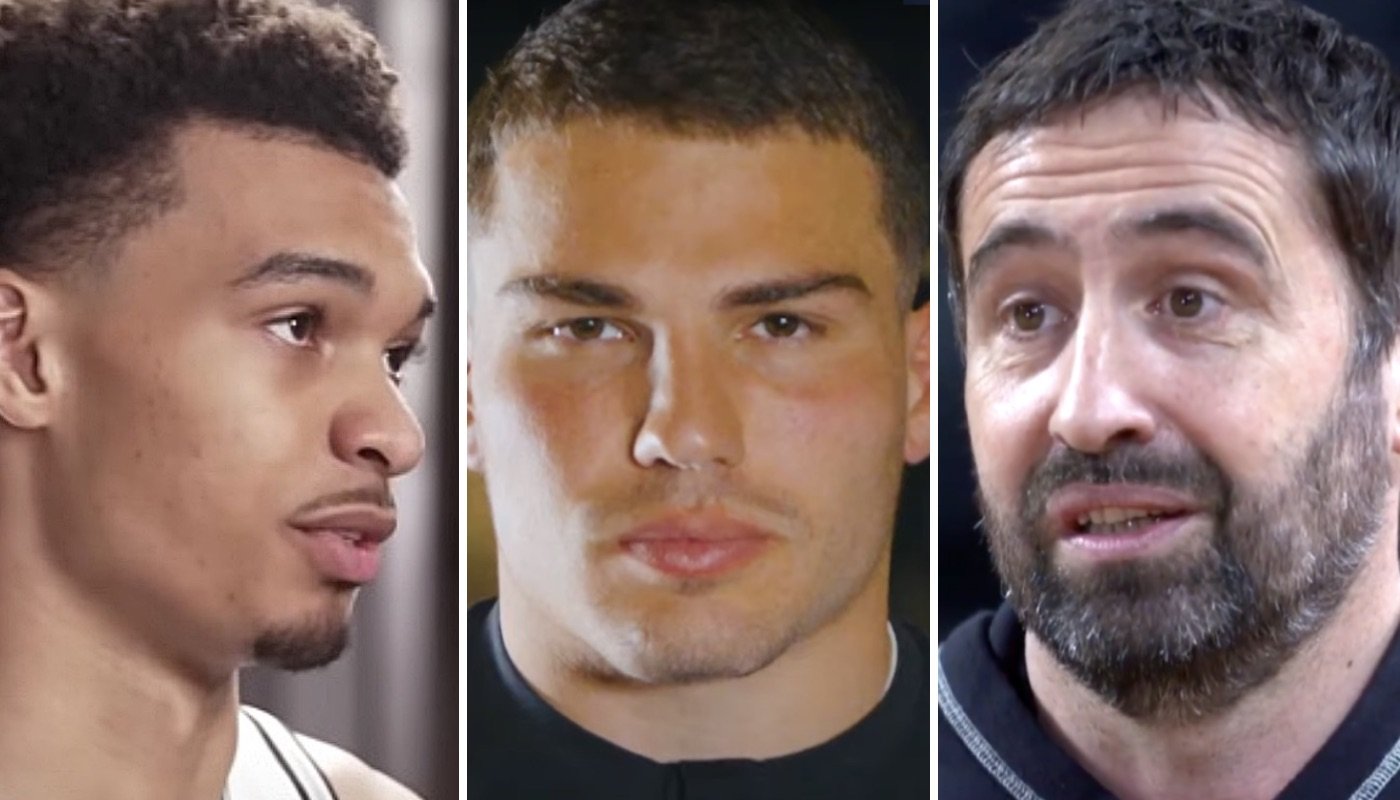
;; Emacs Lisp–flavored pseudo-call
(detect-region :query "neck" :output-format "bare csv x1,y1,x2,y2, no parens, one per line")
1027,524,1400,800
0,472,240,800
500,557,895,762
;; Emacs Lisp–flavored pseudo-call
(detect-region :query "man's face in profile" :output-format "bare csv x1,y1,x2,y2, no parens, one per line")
959,93,1392,717
39,123,433,675
469,120,928,683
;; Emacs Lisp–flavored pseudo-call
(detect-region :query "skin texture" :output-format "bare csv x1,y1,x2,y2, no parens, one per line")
468,120,930,760
958,93,1400,800
0,122,433,799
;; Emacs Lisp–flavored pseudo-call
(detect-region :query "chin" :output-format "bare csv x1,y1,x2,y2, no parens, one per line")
251,608,353,671
585,596,804,684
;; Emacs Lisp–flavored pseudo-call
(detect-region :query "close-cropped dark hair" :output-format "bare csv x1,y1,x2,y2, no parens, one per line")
0,0,404,270
468,0,928,306
941,0,1400,369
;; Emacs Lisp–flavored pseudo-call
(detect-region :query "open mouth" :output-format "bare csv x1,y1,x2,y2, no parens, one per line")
1071,506,1190,536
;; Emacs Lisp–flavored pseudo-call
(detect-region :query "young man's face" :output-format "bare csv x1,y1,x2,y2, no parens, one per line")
39,123,433,674
469,121,929,683
958,93,1396,717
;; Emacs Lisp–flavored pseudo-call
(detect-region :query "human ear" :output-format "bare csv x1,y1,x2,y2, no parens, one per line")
0,271,58,430
1387,343,1400,457
466,358,484,472
903,302,931,464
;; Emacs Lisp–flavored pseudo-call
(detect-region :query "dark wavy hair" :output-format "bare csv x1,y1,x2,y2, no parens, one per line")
0,0,405,270
941,0,1400,368
468,0,927,305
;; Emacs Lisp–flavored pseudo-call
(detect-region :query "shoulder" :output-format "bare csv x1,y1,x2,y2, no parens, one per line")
467,597,498,633
294,735,423,800
235,706,420,800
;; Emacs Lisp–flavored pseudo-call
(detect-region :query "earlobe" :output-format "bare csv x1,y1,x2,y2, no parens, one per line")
903,303,932,464
0,273,56,430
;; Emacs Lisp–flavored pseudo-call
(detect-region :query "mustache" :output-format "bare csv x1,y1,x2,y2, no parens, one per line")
291,485,396,516
590,473,799,525
1021,442,1231,517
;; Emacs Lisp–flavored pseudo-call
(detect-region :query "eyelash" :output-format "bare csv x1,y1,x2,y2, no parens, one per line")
264,308,425,385
994,285,1226,342
997,298,1069,340
748,312,821,340
538,313,824,343
266,308,323,347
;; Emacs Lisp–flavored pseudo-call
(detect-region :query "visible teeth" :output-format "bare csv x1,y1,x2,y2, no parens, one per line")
334,530,364,544
1075,507,1160,532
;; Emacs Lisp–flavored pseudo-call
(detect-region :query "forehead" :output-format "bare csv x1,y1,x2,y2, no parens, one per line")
477,120,896,297
958,93,1329,272
124,122,431,297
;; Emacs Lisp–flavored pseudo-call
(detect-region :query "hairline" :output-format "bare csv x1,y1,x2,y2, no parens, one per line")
19,115,398,277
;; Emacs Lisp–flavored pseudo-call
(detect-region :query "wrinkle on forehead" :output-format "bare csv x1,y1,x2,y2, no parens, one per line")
959,92,1336,290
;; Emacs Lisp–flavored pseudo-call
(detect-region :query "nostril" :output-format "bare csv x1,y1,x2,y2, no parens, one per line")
357,446,391,470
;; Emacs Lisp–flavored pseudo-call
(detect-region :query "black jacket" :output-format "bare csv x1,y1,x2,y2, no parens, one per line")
940,603,1400,798
468,599,930,799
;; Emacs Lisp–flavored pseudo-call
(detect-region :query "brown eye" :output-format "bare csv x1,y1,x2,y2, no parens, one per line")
567,318,606,339
1011,302,1046,332
548,317,625,342
384,342,423,385
268,310,322,345
1167,288,1205,318
759,313,806,338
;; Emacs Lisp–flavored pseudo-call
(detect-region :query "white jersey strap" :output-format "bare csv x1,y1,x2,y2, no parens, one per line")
225,706,340,800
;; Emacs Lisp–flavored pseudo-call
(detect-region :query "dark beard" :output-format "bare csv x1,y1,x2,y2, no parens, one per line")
252,613,351,671
979,374,1388,721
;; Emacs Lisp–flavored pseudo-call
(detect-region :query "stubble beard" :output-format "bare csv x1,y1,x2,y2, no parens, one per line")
980,374,1388,721
585,556,883,685
251,590,355,671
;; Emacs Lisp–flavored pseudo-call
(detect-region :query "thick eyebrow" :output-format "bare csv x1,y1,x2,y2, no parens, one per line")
231,251,374,294
717,272,871,308
965,220,1070,296
234,251,436,324
1114,206,1272,273
497,274,639,309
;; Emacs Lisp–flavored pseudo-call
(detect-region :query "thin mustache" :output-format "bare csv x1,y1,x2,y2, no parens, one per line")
292,486,396,516
592,477,798,525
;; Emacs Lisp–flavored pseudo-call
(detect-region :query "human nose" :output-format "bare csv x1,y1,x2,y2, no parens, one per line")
631,334,744,470
329,375,426,478
1047,310,1156,453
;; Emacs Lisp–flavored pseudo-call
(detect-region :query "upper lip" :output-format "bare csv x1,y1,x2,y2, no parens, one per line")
289,505,397,544
619,510,777,543
1046,483,1202,535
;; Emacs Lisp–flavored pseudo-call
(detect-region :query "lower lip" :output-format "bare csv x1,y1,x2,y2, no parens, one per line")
621,537,769,579
1060,513,1203,561
297,529,382,584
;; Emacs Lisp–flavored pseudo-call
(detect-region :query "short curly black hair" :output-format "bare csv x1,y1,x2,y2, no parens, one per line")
0,0,405,270
468,0,927,307
941,0,1400,369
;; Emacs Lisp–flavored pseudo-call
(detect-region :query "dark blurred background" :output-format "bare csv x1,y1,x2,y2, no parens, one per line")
466,0,932,633
938,0,1400,640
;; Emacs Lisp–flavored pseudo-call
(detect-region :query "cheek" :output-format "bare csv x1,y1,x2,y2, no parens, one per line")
744,356,907,500
69,331,308,529
484,356,640,492
965,364,1055,507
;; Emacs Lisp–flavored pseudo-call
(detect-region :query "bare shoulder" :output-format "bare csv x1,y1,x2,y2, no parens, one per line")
294,735,423,800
